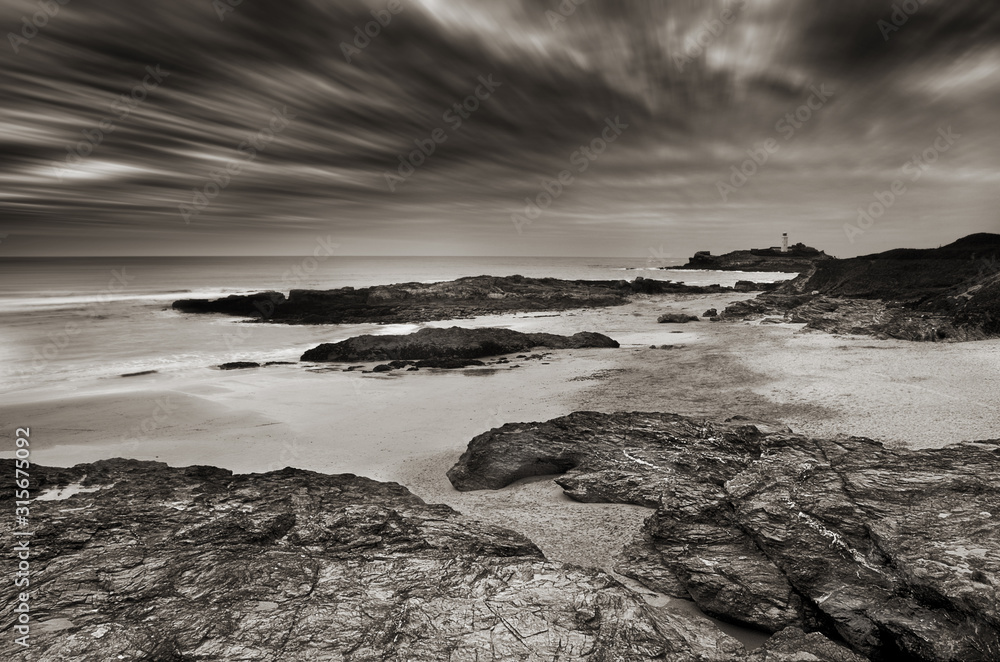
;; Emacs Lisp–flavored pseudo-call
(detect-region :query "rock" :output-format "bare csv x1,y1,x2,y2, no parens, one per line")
657,313,699,323
173,291,286,317
746,627,866,661
448,411,1000,661
703,308,718,317
0,459,854,661
723,233,1000,341
679,243,832,272
217,361,261,370
300,326,619,362
721,294,989,342
371,364,393,372
173,275,780,325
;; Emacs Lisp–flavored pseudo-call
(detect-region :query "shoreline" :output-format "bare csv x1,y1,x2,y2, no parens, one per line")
7,289,999,513
6,290,999,648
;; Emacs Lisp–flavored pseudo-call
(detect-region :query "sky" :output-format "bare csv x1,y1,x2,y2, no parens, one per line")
0,0,998,258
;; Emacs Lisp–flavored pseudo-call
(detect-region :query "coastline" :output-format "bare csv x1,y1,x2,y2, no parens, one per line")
6,287,999,654
7,290,998,555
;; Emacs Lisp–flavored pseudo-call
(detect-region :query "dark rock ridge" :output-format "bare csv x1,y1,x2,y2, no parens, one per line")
448,411,1000,662
172,275,779,325
679,243,833,273
0,459,864,661
721,233,1000,341
217,361,261,370
300,326,618,362
657,313,700,323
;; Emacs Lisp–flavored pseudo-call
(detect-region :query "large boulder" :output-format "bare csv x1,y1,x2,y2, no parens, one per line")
448,411,1000,661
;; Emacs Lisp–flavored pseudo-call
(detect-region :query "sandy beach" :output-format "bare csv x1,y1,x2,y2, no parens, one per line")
7,292,999,576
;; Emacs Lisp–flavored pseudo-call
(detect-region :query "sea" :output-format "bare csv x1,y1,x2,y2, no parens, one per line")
0,256,795,396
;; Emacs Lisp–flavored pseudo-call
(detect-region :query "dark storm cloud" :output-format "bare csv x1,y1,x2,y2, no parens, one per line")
0,0,997,256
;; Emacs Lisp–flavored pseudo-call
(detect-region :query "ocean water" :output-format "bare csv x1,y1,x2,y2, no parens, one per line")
0,256,794,395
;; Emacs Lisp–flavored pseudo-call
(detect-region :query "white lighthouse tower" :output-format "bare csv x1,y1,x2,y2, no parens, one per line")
781,233,789,253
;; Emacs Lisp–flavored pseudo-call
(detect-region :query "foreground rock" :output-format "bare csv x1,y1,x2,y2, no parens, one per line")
300,326,618,362
0,459,861,661
721,233,1000,341
172,275,776,325
679,242,832,273
448,411,1000,661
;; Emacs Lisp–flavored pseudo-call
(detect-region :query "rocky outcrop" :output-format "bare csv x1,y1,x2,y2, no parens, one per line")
172,275,777,325
300,326,618,362
172,291,287,316
217,361,261,370
722,233,1000,341
448,411,1000,662
679,243,832,273
657,313,700,324
0,459,863,661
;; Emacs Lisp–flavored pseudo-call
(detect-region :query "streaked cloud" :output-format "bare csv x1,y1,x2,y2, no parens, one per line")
0,0,997,256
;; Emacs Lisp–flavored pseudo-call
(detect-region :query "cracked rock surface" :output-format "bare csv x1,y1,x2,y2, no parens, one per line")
0,458,864,661
448,411,1000,662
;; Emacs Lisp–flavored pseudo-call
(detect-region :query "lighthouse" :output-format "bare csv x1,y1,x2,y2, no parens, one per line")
781,233,789,253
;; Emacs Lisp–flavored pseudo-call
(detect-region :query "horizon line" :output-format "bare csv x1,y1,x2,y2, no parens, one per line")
0,254,689,260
